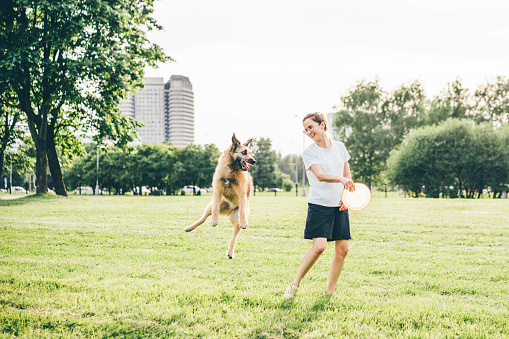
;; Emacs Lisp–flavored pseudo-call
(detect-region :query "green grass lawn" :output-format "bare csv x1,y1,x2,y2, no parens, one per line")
0,193,508,338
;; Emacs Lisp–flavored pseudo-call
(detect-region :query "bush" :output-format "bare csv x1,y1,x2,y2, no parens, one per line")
386,119,508,198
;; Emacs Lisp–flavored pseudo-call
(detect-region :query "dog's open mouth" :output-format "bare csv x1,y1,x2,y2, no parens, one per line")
240,160,250,171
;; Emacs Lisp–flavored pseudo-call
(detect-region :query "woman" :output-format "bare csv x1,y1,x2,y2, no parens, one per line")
283,112,355,298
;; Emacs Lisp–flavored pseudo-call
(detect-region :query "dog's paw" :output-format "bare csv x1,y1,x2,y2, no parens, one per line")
226,251,234,259
239,222,248,229
184,226,193,232
210,217,219,227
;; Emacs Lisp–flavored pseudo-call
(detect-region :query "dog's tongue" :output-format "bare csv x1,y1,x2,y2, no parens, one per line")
246,164,250,170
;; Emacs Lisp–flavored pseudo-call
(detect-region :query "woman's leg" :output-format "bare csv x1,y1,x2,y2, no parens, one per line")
326,240,349,294
291,238,327,287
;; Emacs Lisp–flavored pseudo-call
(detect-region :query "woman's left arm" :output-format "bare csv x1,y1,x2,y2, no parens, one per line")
339,161,354,211
343,161,352,181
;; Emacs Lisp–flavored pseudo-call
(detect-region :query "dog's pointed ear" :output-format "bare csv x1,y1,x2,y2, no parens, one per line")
232,133,240,150
244,138,253,147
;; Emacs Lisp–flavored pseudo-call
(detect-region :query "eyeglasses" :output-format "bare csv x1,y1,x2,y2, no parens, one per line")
303,123,320,134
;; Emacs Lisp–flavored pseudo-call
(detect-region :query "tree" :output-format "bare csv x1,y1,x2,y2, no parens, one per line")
493,126,509,198
0,0,169,195
135,144,170,192
250,137,277,190
383,80,426,147
473,76,509,127
196,144,221,189
333,80,389,187
387,120,468,198
425,79,471,126
176,144,204,195
462,126,507,198
62,151,96,191
386,119,507,198
276,154,303,184
0,82,23,181
276,171,294,192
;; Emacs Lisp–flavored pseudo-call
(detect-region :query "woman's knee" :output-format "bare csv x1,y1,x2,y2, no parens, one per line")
336,242,349,257
312,244,327,255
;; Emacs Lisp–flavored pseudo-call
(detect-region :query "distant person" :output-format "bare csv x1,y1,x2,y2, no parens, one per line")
284,112,355,298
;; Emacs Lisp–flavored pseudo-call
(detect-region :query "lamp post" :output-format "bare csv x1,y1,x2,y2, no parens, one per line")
293,160,298,197
294,114,306,197
9,161,12,194
95,146,100,195
301,132,306,197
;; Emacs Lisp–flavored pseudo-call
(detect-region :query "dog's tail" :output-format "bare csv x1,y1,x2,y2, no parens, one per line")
184,203,212,232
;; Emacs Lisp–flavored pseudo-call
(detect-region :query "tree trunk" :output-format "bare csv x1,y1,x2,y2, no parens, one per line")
0,149,4,185
46,125,67,196
35,139,48,194
17,79,49,194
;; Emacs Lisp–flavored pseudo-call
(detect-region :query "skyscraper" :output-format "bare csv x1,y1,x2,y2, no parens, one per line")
166,75,195,147
119,76,194,146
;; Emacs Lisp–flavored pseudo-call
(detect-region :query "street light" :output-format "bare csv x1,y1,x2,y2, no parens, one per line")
301,132,306,197
9,161,12,194
294,114,306,197
95,147,99,195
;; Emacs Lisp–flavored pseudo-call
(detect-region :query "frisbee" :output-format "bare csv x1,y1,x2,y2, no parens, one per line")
341,183,371,211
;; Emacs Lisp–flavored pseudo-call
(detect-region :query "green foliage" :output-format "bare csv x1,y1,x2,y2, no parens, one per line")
334,80,390,187
276,153,307,185
0,81,24,180
175,144,203,192
0,0,170,194
63,143,221,195
199,144,222,188
425,79,470,126
251,137,278,190
383,80,427,146
386,119,508,198
334,77,508,192
473,76,509,126
279,174,294,192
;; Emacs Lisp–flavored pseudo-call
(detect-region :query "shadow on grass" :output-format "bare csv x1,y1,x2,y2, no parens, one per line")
251,294,334,338
279,298,295,310
0,193,65,206
0,311,176,338
310,293,333,311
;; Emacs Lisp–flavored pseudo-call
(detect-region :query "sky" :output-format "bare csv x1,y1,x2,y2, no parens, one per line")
144,0,509,155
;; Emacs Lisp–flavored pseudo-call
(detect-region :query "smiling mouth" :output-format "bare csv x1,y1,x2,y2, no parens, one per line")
240,160,250,171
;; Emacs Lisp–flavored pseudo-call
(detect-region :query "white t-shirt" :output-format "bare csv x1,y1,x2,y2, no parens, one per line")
303,140,351,207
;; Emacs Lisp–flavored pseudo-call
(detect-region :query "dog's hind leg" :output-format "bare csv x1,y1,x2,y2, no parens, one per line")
226,209,241,259
184,202,212,232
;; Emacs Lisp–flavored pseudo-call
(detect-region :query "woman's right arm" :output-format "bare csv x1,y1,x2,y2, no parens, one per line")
309,163,354,191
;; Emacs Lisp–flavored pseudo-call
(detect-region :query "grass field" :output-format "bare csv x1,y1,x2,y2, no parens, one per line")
0,192,508,338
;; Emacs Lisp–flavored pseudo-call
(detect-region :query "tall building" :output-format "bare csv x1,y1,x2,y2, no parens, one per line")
119,76,194,146
166,75,195,147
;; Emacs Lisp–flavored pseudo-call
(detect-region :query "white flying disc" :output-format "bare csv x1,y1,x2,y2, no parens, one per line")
341,183,371,211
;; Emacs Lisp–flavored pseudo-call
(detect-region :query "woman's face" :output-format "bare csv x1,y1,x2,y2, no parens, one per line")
303,118,324,142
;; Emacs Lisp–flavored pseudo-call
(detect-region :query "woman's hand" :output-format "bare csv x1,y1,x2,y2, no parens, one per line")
339,200,348,211
340,177,355,192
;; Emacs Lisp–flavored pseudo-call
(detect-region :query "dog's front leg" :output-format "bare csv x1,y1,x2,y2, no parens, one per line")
210,187,223,227
238,193,248,229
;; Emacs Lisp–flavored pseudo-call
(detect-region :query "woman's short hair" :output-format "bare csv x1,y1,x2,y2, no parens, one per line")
303,112,328,131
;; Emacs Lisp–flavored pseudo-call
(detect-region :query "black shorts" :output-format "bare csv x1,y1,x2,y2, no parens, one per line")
304,203,351,242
